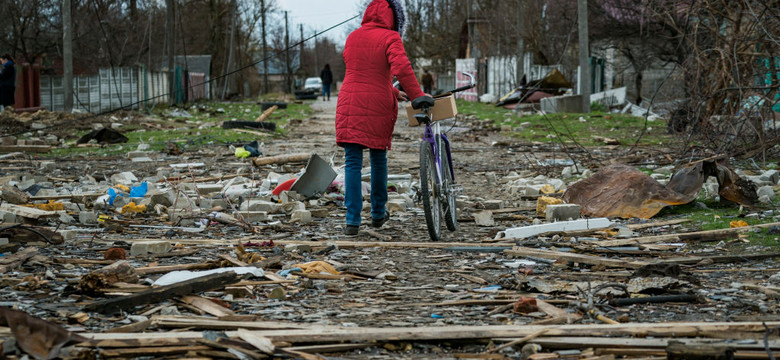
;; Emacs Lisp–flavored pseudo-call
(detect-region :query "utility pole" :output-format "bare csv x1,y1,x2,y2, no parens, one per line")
516,0,524,86
62,0,73,112
578,0,591,112
285,11,291,94
313,30,319,75
223,0,237,100
261,0,269,94
300,24,304,75
166,0,175,105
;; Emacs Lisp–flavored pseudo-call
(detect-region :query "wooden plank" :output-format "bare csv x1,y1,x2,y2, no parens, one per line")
83,272,240,314
0,247,38,273
659,253,780,265
99,238,530,249
625,219,692,230
99,345,210,357
180,296,235,317
82,321,780,343
257,105,278,122
237,328,275,354
150,315,327,331
504,246,648,269
252,153,311,167
0,145,51,153
588,221,780,247
135,262,216,276
282,343,372,354
196,339,266,360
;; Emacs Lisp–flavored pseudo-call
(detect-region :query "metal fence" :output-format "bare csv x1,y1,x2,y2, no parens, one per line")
40,67,208,113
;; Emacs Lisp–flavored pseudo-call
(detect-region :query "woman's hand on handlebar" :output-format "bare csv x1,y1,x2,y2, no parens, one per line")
396,91,409,101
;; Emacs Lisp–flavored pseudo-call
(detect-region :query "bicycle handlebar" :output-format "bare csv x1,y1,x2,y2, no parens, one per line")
393,72,476,97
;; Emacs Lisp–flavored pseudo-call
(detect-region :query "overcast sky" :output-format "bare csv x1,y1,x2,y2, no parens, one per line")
276,0,366,43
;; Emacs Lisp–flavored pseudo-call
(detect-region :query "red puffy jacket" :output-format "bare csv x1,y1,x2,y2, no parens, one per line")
335,0,425,150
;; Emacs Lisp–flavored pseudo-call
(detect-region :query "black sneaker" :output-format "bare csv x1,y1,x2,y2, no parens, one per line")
344,225,360,236
371,212,390,228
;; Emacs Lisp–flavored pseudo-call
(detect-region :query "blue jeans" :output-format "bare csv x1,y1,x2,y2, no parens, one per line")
322,83,331,100
344,143,387,226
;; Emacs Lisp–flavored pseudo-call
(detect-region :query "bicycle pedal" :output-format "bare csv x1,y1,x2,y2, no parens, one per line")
450,184,463,194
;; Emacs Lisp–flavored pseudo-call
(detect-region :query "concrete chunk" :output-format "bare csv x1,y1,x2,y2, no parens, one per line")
79,211,98,225
545,204,581,222
57,230,78,241
235,211,268,223
130,241,171,256
240,199,280,212
760,170,779,184
484,200,504,210
291,210,312,224
757,185,775,201
386,199,408,212
473,210,495,227
110,172,138,185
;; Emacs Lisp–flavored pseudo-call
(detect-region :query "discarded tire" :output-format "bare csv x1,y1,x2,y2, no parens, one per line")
222,121,277,131
261,102,287,111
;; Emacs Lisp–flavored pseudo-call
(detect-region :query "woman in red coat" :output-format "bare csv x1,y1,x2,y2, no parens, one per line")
336,0,426,236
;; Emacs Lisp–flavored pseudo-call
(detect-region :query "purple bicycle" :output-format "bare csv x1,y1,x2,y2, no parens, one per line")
410,72,476,241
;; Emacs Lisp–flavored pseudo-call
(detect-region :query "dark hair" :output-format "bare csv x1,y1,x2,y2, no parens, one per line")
324,64,330,70
0,53,11,61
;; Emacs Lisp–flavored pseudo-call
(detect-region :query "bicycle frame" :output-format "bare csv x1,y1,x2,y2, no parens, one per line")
422,121,454,186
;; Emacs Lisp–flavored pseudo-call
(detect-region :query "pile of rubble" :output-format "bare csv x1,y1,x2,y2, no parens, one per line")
1,101,780,359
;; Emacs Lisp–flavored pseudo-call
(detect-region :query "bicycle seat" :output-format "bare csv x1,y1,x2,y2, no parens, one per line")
412,96,435,110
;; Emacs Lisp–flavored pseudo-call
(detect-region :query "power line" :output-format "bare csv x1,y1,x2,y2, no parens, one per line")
3,13,360,137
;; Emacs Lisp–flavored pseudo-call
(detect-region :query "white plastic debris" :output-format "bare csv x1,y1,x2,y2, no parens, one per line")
152,267,265,286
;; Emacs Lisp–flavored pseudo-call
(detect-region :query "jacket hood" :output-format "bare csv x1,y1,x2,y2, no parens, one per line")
361,0,406,37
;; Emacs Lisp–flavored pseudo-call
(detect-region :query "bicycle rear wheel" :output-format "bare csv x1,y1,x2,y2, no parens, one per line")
419,140,441,241
439,136,458,232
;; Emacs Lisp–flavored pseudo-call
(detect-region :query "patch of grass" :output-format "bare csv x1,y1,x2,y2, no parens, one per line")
657,200,780,250
50,100,314,157
456,100,671,146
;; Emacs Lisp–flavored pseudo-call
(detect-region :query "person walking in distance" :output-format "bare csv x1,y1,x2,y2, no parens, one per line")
0,54,16,111
421,69,434,94
335,0,426,236
320,64,333,101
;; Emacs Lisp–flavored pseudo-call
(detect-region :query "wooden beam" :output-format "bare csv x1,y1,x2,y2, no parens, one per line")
504,246,648,269
252,153,310,167
524,336,780,350
81,321,780,343
257,105,278,122
0,247,38,273
83,272,240,314
150,315,338,331
0,145,51,153
587,221,780,247
98,238,518,249
135,262,217,276
180,296,235,317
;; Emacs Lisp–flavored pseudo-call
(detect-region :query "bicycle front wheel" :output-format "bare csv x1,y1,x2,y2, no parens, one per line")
439,136,458,232
419,140,441,241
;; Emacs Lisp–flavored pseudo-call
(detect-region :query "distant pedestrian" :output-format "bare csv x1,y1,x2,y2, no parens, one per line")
421,69,434,94
0,54,16,111
320,64,333,101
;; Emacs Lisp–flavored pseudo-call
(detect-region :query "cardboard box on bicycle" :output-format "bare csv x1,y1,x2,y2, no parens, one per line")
405,95,458,127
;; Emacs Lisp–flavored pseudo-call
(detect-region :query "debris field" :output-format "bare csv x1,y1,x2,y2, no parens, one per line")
1,101,780,359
